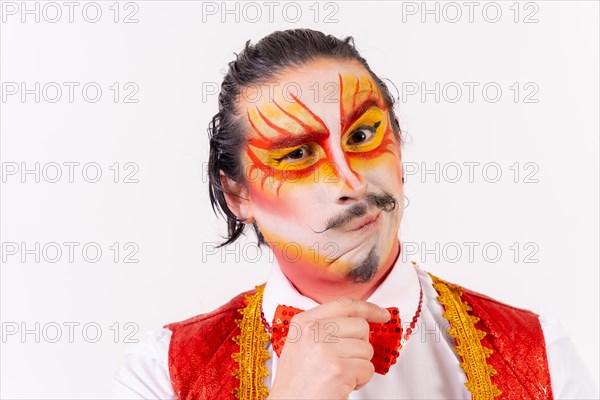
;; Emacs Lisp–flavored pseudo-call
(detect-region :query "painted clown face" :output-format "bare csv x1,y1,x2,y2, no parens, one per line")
234,59,404,293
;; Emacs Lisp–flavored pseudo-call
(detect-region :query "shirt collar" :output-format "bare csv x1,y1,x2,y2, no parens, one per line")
262,240,421,330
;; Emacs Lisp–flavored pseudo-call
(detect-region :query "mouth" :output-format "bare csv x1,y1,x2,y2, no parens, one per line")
347,211,381,233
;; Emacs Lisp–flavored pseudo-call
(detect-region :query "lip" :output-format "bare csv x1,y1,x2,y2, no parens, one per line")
347,211,382,232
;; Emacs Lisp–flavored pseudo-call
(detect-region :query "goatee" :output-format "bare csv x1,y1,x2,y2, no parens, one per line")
349,245,380,284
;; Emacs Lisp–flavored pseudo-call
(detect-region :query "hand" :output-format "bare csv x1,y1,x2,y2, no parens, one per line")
267,297,391,400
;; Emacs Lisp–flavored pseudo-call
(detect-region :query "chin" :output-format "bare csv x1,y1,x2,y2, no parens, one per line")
326,242,377,274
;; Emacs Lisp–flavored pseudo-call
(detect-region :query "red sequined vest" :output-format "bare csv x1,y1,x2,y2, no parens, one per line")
164,278,553,400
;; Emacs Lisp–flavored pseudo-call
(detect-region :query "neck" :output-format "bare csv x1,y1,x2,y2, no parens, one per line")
283,239,401,304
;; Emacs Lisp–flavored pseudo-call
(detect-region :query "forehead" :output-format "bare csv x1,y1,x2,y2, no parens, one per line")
239,59,379,115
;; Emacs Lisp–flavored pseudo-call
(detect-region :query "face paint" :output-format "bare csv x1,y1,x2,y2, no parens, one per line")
238,59,404,302
244,73,398,195
244,95,329,194
338,73,396,161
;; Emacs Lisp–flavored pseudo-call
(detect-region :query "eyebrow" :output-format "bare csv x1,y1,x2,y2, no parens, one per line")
338,74,386,132
247,94,329,150
254,130,329,150
341,98,383,133
246,80,384,150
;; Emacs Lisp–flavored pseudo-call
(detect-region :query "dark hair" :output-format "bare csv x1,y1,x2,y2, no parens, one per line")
208,28,402,248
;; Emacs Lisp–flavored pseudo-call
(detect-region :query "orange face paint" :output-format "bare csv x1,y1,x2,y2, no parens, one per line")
236,60,405,303
243,73,398,195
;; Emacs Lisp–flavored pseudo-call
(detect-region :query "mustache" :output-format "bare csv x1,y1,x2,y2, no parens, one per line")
312,192,398,234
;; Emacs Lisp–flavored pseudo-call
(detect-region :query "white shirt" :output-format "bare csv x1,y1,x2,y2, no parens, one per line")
112,256,598,399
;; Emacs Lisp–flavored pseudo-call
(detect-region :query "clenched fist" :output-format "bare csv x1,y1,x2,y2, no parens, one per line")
267,297,391,400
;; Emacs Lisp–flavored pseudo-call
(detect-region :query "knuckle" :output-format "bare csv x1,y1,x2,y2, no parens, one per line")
366,361,375,375
326,360,345,378
358,318,370,332
364,342,375,359
312,341,328,357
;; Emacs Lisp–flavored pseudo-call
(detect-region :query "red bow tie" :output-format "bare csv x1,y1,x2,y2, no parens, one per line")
270,305,403,375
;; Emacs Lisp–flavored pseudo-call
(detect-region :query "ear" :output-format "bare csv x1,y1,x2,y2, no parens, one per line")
401,163,405,184
220,171,255,224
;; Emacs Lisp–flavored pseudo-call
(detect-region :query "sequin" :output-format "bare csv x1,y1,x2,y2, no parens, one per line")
163,272,553,400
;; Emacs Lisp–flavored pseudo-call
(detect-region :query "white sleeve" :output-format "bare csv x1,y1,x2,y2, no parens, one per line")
111,328,175,400
540,315,599,399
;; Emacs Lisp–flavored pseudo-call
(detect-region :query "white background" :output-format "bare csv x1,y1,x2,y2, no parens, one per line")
1,1,598,398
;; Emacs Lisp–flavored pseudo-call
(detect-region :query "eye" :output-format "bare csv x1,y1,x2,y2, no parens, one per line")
277,145,312,162
347,121,381,146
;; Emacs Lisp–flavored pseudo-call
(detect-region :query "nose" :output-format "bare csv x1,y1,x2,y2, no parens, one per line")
333,158,368,203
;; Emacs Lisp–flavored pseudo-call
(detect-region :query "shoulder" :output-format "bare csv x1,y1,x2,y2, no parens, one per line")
419,268,544,346
111,286,264,399
111,328,175,399
424,269,539,319
163,285,264,399
162,284,264,367
163,285,260,334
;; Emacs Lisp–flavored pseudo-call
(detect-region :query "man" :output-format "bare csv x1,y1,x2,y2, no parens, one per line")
112,29,597,399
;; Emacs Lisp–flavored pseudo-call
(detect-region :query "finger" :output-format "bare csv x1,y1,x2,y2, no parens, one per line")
318,317,371,341
343,358,376,390
309,338,374,360
300,298,391,324
335,338,375,360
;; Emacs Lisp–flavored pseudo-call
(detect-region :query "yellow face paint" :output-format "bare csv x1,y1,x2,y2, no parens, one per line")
243,72,397,195
237,61,405,299
342,107,387,154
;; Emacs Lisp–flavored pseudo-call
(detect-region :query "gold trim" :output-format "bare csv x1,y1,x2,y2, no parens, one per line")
429,274,502,400
232,284,271,400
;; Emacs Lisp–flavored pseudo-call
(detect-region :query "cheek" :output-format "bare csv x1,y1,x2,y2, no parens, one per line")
247,182,296,218
350,153,404,188
244,155,340,217
247,178,324,234
261,231,335,270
